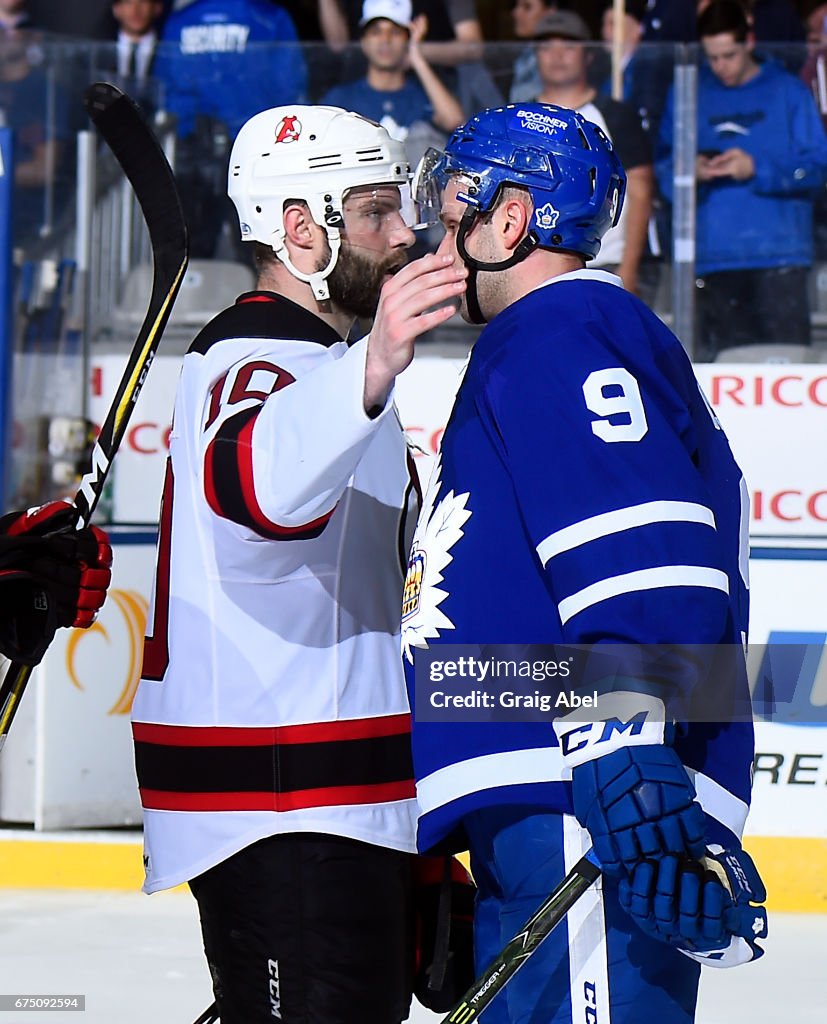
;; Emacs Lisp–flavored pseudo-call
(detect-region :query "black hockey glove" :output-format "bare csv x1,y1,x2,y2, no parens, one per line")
0,502,113,664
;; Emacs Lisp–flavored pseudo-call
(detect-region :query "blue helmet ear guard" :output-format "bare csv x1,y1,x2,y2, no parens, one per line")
431,103,627,261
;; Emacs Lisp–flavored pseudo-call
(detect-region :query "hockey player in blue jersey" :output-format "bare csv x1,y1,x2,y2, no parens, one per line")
402,104,768,1023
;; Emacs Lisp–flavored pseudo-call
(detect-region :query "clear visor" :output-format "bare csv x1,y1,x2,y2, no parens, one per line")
340,179,431,232
399,180,431,230
411,147,448,229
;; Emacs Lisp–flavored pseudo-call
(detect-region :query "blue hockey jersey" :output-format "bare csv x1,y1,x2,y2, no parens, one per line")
402,270,754,854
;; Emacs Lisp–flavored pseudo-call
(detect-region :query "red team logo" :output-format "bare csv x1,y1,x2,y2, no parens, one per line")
275,115,302,144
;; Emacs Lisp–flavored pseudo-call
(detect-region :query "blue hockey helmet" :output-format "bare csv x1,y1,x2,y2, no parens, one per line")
415,103,626,262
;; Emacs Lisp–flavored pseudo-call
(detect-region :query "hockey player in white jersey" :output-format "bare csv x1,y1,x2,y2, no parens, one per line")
130,105,468,1024
402,104,768,1023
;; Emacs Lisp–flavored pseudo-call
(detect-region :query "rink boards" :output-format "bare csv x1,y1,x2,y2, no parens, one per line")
0,357,825,911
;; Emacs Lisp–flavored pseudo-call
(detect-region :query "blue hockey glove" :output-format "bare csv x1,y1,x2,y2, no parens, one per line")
569,744,706,878
554,692,706,877
618,847,768,968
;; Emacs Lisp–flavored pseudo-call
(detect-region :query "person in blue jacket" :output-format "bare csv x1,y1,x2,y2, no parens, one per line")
153,0,307,255
154,0,306,140
657,0,827,360
403,101,768,1023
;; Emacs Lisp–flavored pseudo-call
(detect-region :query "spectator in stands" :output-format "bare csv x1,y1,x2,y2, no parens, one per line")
319,0,498,126
804,0,827,46
800,0,827,257
99,0,164,113
154,0,307,256
802,0,827,129
111,0,162,84
0,27,71,246
699,0,805,70
155,0,306,140
0,0,31,33
509,0,556,102
657,0,827,359
534,9,653,295
322,0,463,144
599,0,672,137
320,0,482,64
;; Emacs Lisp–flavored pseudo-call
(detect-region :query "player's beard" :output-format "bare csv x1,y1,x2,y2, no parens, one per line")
320,238,407,319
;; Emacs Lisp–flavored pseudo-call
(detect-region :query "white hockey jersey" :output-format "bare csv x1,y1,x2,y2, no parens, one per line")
132,292,420,892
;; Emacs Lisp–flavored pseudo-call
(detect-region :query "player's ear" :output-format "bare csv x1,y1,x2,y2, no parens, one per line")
500,195,531,252
283,202,316,250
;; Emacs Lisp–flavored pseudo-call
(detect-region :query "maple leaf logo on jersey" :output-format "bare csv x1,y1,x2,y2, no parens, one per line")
401,455,472,663
275,115,301,144
535,202,559,231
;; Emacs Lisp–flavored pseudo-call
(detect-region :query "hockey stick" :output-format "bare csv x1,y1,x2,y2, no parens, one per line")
0,82,189,751
440,850,601,1024
190,1002,218,1024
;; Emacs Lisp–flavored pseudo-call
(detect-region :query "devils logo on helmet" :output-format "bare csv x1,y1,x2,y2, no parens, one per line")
275,115,301,144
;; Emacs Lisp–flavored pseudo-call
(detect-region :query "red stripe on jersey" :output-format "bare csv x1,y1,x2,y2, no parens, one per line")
203,437,222,522
133,713,412,748
140,779,415,812
234,412,336,537
203,408,335,538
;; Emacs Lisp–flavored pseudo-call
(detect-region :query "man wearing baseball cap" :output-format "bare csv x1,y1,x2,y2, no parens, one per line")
533,7,654,296
359,0,410,29
322,0,463,141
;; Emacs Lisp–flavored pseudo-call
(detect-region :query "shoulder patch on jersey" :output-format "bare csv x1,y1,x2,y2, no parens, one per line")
189,291,343,355
402,455,472,662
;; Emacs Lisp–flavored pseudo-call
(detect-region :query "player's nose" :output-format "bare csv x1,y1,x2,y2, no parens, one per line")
390,216,416,249
435,230,456,262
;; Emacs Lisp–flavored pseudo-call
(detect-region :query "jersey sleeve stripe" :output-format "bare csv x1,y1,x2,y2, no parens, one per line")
557,566,730,625
416,747,566,815
204,407,335,540
685,767,749,840
537,500,717,565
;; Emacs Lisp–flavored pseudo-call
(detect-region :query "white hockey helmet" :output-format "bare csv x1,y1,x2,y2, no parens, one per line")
228,105,412,300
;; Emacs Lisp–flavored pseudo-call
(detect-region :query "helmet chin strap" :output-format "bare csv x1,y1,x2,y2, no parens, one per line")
271,227,342,301
456,206,539,325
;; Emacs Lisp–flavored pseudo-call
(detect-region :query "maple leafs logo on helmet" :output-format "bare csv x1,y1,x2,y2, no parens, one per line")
535,202,559,231
275,115,301,144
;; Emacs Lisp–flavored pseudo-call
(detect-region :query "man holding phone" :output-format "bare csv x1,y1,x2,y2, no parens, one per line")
657,0,827,359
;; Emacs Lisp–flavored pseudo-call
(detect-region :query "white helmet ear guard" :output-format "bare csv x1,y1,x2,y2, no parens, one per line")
228,105,412,300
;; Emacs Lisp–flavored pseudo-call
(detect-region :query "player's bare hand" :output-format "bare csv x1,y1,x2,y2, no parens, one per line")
363,253,467,412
